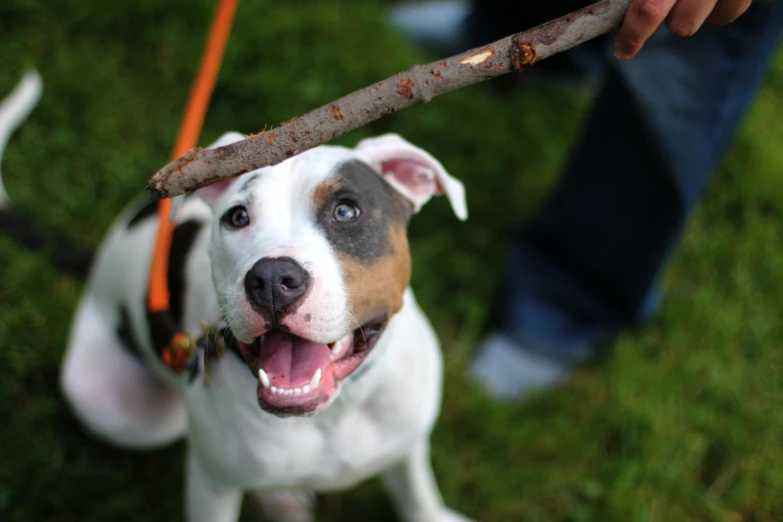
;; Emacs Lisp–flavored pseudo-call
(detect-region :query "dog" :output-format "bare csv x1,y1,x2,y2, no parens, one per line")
1,71,474,522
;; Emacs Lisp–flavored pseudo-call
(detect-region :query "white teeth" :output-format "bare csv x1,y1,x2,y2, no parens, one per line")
258,369,270,389
310,368,322,389
330,337,351,361
266,381,316,396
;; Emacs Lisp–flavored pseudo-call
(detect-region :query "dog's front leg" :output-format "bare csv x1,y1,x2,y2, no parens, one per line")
381,439,476,522
186,449,243,522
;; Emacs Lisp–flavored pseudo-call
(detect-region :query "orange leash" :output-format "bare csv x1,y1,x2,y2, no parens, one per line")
148,0,239,372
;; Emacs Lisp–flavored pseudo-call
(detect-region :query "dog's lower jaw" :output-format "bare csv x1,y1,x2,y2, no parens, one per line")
256,389,333,418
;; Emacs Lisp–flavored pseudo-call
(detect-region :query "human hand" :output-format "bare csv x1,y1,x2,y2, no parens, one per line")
614,0,755,59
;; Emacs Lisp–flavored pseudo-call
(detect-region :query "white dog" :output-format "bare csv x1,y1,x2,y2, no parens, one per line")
1,71,474,522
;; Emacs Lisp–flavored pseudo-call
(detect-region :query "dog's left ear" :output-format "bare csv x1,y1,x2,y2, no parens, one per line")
355,133,467,221
193,132,248,209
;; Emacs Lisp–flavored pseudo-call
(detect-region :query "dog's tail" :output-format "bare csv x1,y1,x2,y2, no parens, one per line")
0,70,93,277
0,70,42,208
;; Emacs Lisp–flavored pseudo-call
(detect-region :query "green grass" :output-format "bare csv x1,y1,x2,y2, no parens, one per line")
1,1,782,520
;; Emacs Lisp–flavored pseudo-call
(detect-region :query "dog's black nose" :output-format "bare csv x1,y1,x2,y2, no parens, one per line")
244,257,311,323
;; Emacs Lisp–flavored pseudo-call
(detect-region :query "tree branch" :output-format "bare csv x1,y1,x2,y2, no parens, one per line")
149,0,632,198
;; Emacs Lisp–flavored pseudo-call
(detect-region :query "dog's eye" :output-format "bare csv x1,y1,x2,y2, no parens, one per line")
333,201,360,223
222,206,250,229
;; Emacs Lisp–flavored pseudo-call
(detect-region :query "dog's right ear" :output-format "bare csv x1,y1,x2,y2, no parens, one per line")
193,132,247,209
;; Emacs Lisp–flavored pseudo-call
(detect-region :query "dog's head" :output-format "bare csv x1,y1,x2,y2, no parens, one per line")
196,132,466,416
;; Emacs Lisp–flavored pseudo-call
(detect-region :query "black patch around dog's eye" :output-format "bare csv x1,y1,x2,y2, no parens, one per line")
221,205,250,229
315,160,413,264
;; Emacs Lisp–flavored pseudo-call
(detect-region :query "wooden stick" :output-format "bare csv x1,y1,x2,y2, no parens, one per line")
148,0,632,198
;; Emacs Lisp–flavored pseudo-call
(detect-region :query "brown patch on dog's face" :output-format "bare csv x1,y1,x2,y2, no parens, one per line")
312,177,339,209
338,225,411,321
312,160,414,323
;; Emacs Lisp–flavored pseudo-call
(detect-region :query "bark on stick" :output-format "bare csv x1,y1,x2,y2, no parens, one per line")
149,0,632,198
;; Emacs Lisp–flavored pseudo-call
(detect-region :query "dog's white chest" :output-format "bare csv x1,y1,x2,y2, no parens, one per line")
188,395,418,491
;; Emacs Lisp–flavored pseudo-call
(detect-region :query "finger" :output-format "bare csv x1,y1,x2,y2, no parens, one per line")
615,0,678,60
666,0,719,36
708,0,753,25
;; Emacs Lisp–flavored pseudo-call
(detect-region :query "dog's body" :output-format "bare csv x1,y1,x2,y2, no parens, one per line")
2,73,473,522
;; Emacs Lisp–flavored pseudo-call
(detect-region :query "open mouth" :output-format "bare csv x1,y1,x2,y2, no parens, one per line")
234,314,387,416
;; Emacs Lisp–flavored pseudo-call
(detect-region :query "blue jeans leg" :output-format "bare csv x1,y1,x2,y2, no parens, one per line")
503,2,783,362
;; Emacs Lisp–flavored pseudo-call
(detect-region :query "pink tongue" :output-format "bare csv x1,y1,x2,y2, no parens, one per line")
258,330,331,387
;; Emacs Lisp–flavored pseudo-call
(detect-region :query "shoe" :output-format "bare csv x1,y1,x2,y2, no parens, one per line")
469,332,572,400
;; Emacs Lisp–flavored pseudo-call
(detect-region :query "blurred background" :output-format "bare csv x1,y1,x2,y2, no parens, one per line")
1,0,783,520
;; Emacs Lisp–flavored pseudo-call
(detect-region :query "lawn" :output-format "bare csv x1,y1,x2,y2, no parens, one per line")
1,1,782,521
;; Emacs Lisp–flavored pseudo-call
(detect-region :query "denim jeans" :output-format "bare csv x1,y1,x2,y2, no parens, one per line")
469,1,783,362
